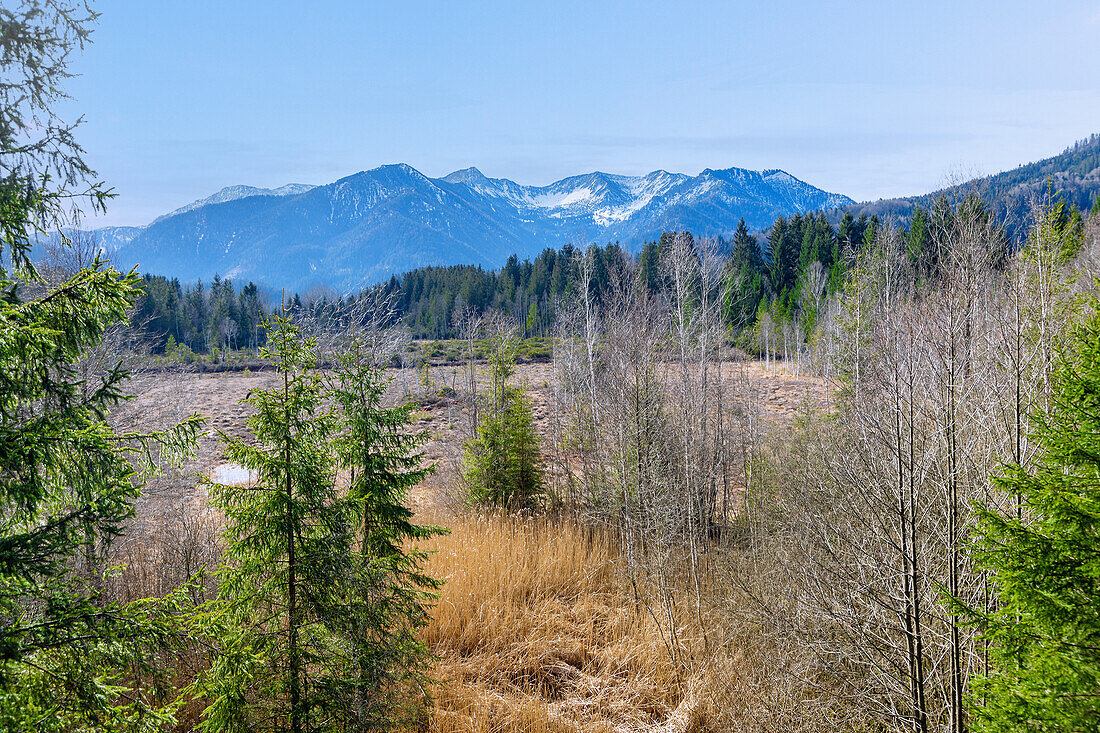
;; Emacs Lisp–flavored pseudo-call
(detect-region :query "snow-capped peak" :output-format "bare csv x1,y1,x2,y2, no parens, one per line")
441,167,489,185
158,183,314,221
432,164,856,226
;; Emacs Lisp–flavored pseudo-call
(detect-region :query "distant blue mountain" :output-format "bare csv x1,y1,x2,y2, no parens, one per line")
104,164,852,291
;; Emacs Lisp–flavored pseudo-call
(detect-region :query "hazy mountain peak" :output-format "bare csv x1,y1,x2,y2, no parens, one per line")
366,162,423,176
442,166,489,184
158,183,314,222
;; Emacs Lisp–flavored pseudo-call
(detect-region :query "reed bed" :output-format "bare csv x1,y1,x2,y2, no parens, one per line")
420,511,703,733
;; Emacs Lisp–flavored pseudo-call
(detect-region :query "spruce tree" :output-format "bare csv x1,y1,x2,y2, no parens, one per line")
0,261,203,732
461,327,544,508
726,218,765,330
767,215,799,296
1,4,202,728
326,338,445,730
198,312,349,733
965,290,1100,732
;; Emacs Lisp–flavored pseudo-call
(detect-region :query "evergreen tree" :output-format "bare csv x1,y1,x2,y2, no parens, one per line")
183,281,209,351
1047,196,1086,261
326,338,445,730
636,240,663,293
461,328,544,508
237,281,266,351
553,244,576,296
207,274,239,352
198,312,349,733
0,264,203,731
731,218,763,272
906,206,933,275
725,218,766,330
0,4,201,728
964,291,1100,732
767,215,799,295
837,211,855,252
798,216,818,272
128,274,268,354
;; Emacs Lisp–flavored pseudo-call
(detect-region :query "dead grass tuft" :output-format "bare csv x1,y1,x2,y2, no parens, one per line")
420,512,698,733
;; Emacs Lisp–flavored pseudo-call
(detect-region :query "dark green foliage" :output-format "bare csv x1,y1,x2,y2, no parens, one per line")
906,206,933,274
131,274,269,353
964,291,1100,732
755,212,847,333
381,244,585,339
333,241,628,340
461,332,544,509
767,215,799,295
198,313,445,732
637,241,663,293
462,392,543,509
724,218,766,329
0,4,203,728
832,211,869,287
902,195,1009,284
327,339,446,730
797,213,837,273
0,260,203,731
198,313,347,732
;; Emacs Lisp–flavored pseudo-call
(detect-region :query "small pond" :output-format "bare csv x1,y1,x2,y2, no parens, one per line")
212,463,256,485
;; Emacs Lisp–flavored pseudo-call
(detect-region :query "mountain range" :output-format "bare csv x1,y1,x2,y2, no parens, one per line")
99,164,852,291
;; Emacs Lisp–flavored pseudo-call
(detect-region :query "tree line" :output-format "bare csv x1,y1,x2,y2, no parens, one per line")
131,273,268,354
128,242,633,351
128,195,1096,363
127,225,844,351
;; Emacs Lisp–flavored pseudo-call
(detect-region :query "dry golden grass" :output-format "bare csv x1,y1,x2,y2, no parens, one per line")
420,512,705,733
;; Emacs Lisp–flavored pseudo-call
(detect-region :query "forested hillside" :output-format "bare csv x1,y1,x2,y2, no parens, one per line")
128,209,876,347
848,134,1100,231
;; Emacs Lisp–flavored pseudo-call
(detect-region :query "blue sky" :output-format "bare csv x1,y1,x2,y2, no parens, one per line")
61,0,1100,227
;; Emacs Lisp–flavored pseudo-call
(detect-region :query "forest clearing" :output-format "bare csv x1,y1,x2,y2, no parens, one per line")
103,358,825,732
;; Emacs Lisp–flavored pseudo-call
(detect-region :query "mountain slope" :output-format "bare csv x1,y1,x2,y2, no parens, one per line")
107,163,852,290
155,183,315,222
848,134,1100,229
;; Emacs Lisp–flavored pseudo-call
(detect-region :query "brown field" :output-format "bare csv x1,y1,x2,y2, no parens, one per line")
119,359,827,512
114,359,828,732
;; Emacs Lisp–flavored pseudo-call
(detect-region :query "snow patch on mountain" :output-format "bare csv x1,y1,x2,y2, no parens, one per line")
104,162,853,291
157,183,315,222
